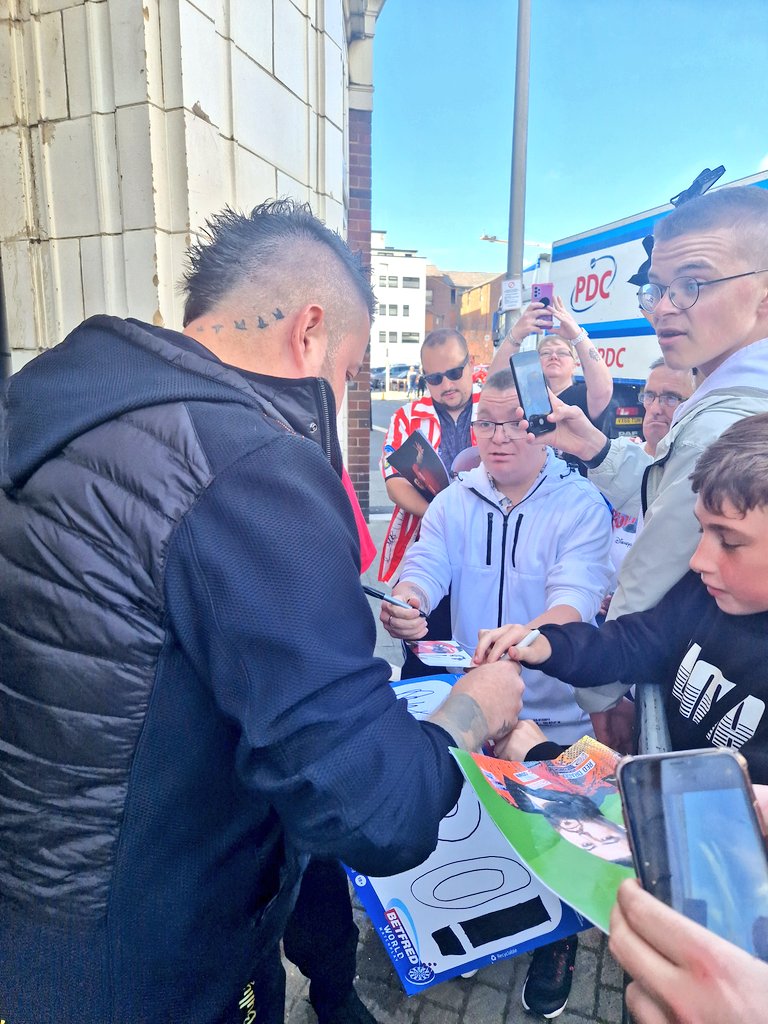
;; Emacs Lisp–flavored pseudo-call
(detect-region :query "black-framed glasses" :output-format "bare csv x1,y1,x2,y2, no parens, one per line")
423,354,469,386
473,418,526,440
638,390,686,409
638,269,768,312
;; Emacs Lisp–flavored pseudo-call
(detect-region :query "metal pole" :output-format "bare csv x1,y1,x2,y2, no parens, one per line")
505,0,531,336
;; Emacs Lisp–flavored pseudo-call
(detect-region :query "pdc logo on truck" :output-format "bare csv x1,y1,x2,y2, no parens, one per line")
570,254,617,312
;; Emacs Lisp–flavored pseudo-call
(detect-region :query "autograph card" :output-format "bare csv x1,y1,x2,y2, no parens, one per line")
405,640,473,668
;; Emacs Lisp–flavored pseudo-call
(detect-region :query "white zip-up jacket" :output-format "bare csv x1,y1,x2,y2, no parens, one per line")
400,451,613,745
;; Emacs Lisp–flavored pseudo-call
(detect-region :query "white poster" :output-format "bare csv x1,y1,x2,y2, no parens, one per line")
501,278,523,312
345,675,588,995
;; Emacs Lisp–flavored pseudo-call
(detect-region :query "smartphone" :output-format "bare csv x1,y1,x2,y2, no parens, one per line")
509,350,555,436
531,282,554,330
617,749,768,961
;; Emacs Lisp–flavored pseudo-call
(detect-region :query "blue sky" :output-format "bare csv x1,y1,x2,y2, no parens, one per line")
371,0,768,273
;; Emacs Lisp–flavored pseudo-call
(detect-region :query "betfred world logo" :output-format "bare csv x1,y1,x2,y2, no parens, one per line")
570,255,617,312
384,907,420,965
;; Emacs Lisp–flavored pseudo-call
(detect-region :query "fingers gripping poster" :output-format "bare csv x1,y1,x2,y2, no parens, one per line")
344,675,588,995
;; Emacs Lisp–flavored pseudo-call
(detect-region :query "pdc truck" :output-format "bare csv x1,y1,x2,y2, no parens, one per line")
548,169,768,384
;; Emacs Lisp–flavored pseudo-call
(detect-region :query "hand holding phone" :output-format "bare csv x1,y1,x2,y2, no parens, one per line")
611,879,768,1024
617,748,768,961
509,350,555,437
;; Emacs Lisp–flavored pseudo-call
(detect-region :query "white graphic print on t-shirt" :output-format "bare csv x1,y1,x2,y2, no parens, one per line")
672,643,765,751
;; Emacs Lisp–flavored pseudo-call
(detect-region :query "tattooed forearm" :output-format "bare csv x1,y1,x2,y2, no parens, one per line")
587,346,602,362
428,693,489,752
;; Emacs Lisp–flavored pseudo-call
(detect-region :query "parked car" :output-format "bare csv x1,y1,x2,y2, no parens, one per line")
388,364,412,391
369,364,412,391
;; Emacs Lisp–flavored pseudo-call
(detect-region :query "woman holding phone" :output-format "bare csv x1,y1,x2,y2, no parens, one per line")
489,295,614,473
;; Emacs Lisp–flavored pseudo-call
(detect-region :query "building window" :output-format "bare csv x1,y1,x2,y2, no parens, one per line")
378,304,386,316
379,331,386,343
403,276,419,289
388,304,397,316
403,304,410,316
388,275,398,287
450,288,456,303
379,275,387,287
402,332,420,344
389,332,397,344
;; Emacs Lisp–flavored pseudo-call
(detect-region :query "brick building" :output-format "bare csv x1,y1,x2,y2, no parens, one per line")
455,272,504,363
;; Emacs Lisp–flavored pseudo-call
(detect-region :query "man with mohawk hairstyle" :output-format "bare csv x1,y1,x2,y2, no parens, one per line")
0,200,524,1023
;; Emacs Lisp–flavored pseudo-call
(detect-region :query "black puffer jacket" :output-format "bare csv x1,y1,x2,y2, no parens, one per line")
0,317,462,1023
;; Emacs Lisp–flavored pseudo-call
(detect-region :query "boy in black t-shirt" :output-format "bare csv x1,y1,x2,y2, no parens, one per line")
475,412,768,785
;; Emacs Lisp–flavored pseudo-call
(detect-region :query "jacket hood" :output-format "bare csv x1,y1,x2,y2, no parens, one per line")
457,448,574,506
2,315,340,488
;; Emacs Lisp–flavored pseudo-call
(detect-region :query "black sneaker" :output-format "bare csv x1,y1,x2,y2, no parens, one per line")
521,935,578,1019
315,989,379,1024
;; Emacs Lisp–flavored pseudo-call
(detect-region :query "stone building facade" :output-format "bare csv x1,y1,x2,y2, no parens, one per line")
0,0,385,512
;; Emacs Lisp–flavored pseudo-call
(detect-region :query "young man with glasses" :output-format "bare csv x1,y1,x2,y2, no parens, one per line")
379,329,479,583
382,368,612,1017
534,185,768,751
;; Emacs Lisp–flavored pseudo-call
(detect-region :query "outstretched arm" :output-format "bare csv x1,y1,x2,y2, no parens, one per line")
551,296,613,421
488,301,552,376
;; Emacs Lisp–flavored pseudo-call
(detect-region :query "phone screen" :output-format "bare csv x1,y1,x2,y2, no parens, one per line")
510,350,554,435
619,751,768,960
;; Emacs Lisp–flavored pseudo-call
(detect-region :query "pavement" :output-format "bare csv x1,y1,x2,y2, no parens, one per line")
282,413,626,1024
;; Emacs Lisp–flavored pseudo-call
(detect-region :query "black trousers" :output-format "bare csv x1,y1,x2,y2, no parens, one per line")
282,858,360,1018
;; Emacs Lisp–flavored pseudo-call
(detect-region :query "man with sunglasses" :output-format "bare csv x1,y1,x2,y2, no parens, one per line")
379,329,479,584
537,185,768,751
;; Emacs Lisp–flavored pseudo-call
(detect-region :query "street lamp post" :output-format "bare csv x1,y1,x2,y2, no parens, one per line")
505,0,531,337
480,235,549,253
